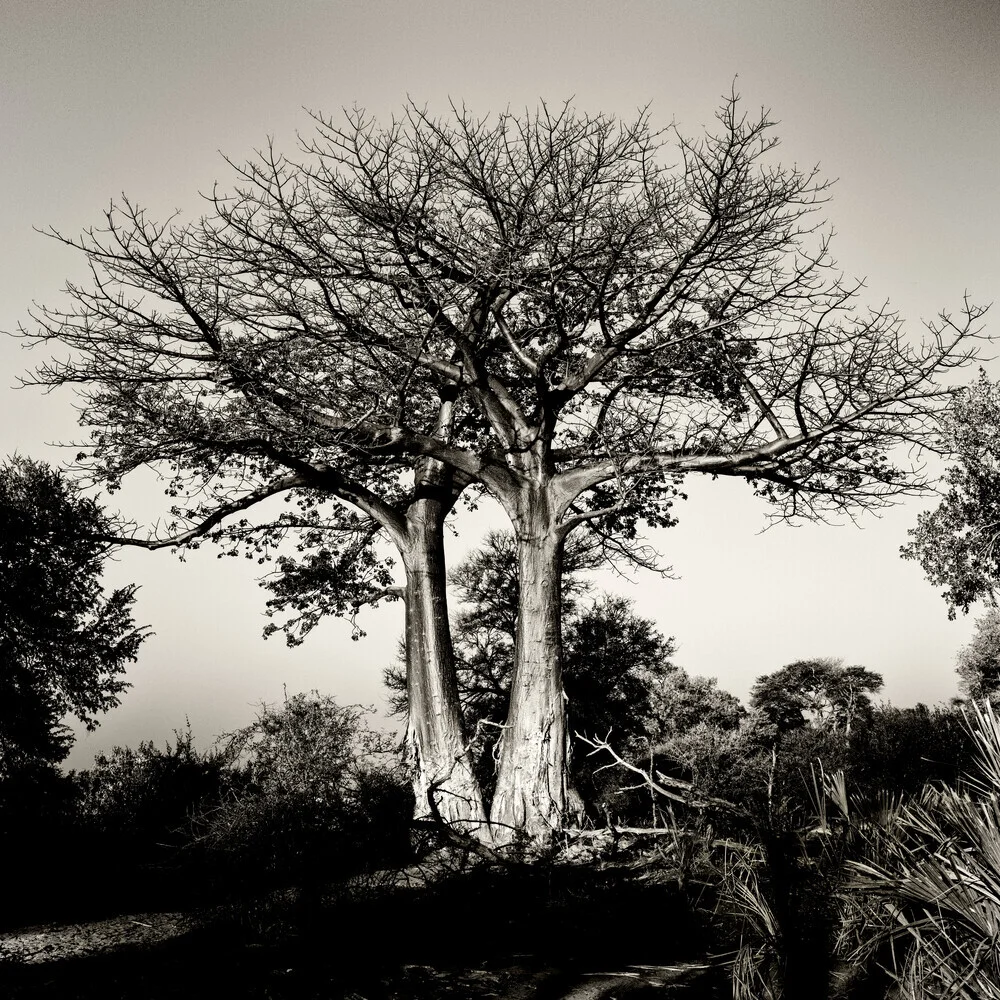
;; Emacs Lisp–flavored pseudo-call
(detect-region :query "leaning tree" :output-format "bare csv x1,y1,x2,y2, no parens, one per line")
20,94,988,845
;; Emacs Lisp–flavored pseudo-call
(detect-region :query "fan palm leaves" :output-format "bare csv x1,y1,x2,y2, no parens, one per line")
842,702,1000,999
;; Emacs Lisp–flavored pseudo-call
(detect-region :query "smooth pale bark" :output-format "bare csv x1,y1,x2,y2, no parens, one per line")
490,490,578,844
401,492,489,838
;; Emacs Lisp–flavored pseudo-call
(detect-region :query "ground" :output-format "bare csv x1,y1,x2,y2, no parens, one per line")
0,851,718,998
0,910,201,965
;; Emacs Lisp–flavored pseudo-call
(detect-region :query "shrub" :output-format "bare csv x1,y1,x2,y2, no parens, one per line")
69,726,237,910
0,765,82,927
189,693,412,896
846,703,974,798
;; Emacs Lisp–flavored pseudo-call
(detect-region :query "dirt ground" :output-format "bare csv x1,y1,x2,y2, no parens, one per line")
0,852,718,998
0,909,204,965
0,908,712,998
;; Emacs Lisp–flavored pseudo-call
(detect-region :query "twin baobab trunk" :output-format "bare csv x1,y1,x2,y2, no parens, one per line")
490,490,577,844
401,493,489,838
400,465,578,847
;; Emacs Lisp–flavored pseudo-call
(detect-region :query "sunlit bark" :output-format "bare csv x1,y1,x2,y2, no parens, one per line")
402,484,489,837
489,488,572,843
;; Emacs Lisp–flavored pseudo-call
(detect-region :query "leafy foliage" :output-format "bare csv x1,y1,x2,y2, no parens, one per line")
77,725,234,850
905,372,1000,616
749,658,883,736
2,696,412,924
647,670,746,743
848,703,974,799
260,508,399,645
0,727,235,924
844,703,1000,998
954,607,1000,702
0,764,81,927
193,692,411,888
0,458,147,777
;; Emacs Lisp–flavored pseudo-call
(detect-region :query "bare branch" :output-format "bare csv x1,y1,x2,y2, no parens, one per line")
576,731,745,815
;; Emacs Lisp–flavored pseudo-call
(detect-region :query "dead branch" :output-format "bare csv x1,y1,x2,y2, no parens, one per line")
577,731,746,816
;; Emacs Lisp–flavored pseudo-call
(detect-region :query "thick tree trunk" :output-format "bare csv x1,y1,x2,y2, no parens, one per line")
490,494,575,845
402,494,490,839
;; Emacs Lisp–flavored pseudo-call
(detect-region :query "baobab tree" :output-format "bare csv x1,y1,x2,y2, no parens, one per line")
20,93,987,845
19,199,489,834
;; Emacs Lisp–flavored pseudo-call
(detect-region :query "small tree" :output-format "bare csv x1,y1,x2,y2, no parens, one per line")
0,458,147,778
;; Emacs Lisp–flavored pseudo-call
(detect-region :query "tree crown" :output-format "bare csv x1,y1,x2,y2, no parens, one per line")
20,95,985,563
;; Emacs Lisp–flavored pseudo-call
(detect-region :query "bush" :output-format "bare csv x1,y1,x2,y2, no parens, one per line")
188,693,413,898
77,726,234,844
3,698,413,926
67,726,238,911
0,765,82,928
846,703,974,798
842,703,1000,998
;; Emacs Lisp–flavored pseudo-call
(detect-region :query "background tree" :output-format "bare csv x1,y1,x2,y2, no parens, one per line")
563,594,678,746
22,95,987,843
0,458,147,778
647,671,746,743
438,531,598,733
905,372,1000,616
954,608,1000,703
749,658,883,738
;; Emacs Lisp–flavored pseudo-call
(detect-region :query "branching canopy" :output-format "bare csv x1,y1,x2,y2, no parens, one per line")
22,94,986,572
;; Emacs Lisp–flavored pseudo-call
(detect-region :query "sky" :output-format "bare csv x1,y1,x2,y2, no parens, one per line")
1,0,998,769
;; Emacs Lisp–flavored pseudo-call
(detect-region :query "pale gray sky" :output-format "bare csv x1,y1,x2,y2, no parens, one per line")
1,0,997,768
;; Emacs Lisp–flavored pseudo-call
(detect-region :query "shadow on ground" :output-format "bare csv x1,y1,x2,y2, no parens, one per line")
1,862,722,999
